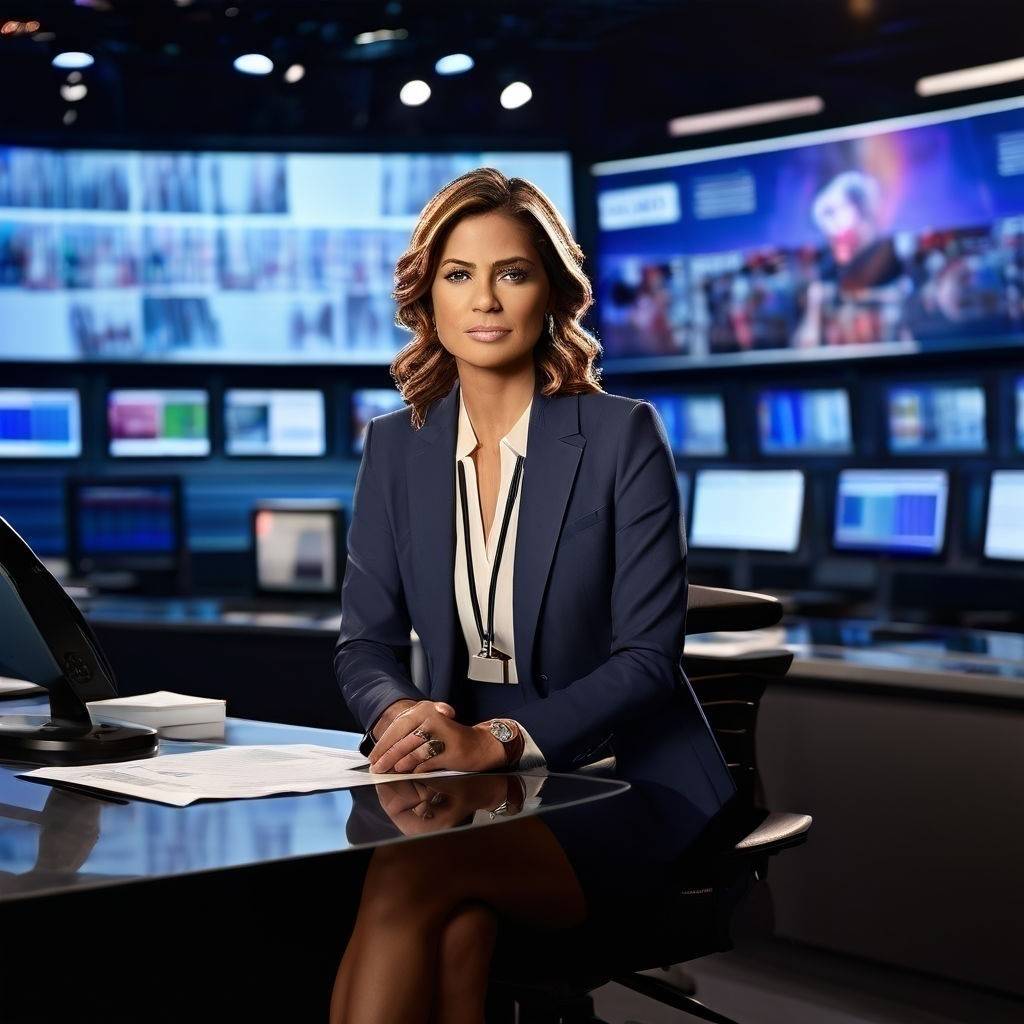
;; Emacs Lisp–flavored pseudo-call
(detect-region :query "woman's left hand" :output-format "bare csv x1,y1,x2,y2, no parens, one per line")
368,701,505,774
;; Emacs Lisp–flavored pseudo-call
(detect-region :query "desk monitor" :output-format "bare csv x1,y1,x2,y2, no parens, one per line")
887,383,986,454
756,387,851,455
984,471,1024,561
1016,378,1024,451
0,515,157,764
637,392,727,456
67,477,186,591
107,388,210,457
351,388,407,455
834,469,948,555
0,389,82,459
225,389,326,457
690,470,805,553
252,500,343,596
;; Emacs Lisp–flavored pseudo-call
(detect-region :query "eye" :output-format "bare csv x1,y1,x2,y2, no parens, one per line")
443,267,529,283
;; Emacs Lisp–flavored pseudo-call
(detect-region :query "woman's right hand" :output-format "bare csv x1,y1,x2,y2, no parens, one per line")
371,698,455,742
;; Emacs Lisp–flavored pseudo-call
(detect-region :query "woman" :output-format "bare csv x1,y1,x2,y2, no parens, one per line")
331,167,736,1023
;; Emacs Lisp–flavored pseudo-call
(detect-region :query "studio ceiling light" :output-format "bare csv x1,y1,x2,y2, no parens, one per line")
500,82,532,110
668,96,824,137
916,56,1024,97
52,51,95,70
435,53,474,75
233,53,273,75
400,79,430,106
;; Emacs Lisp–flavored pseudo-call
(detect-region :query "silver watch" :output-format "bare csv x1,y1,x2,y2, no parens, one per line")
488,720,516,744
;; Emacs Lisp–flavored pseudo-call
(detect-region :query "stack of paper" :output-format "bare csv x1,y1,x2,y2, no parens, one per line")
87,691,227,740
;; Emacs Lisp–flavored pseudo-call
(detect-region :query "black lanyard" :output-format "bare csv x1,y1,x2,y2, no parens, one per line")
457,452,525,655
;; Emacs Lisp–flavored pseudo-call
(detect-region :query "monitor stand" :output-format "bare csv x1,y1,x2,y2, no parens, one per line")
0,673,157,767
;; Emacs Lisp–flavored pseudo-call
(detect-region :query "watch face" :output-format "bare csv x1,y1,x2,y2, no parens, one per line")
490,720,514,743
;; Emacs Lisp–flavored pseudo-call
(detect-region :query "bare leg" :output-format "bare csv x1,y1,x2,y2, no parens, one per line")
430,901,498,1024
329,816,586,1024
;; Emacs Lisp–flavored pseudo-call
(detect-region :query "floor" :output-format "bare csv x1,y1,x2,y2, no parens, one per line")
590,938,1024,1024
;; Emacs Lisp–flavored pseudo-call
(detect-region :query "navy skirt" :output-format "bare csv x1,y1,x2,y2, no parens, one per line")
458,679,717,928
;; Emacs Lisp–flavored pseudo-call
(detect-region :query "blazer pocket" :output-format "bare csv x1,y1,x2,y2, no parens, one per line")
562,504,608,540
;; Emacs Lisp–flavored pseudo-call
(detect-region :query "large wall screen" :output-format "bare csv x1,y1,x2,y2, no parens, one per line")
592,95,1024,367
0,149,572,364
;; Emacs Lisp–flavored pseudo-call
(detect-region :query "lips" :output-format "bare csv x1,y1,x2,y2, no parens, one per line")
466,327,512,341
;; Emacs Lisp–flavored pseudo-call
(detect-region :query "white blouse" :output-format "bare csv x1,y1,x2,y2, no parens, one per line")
454,387,546,771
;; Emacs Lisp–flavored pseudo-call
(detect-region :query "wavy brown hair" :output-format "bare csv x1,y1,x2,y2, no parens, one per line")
389,166,604,429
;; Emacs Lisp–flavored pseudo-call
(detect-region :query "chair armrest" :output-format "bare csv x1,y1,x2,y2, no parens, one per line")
686,585,784,635
733,811,812,857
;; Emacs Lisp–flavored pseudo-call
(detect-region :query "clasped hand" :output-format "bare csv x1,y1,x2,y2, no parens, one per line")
368,700,506,774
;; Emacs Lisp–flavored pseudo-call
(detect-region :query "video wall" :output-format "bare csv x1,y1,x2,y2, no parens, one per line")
0,148,573,364
592,95,1024,366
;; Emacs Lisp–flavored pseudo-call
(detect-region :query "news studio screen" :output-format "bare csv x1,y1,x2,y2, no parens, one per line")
591,95,1024,366
0,149,573,364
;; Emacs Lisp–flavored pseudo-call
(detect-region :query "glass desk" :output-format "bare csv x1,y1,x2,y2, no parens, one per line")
0,697,628,905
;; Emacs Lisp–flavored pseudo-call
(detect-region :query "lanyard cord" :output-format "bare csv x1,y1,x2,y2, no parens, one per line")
457,453,525,654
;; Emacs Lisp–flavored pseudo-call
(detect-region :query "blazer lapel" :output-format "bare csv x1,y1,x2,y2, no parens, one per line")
406,377,586,704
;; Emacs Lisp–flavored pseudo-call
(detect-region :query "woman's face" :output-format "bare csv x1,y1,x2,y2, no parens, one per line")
430,211,551,372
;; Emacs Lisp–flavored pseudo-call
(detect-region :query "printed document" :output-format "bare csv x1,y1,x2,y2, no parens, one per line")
20,744,464,807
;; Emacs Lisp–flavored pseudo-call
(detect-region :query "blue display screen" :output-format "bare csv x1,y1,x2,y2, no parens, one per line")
74,484,178,556
834,469,948,555
0,389,81,458
351,388,408,455
593,95,1024,366
887,383,986,454
638,392,727,456
757,388,851,454
1017,378,1024,451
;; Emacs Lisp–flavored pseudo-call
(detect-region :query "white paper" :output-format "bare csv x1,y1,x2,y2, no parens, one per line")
19,744,464,807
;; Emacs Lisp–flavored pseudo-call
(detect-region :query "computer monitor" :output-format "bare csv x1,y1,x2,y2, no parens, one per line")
351,388,407,455
67,477,186,591
834,469,948,556
107,388,210,457
984,470,1024,562
887,383,986,454
252,501,343,597
637,392,727,456
224,389,326,457
756,387,852,455
690,470,805,553
0,515,158,764
0,388,82,459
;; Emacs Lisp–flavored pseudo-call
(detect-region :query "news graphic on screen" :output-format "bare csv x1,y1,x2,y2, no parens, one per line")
351,388,407,455
887,383,986,454
984,471,1024,561
757,387,852,455
638,391,727,455
107,389,209,457
690,470,805,552
225,389,325,457
69,479,181,572
0,148,573,365
0,388,81,458
834,469,948,555
253,502,340,595
592,95,1024,366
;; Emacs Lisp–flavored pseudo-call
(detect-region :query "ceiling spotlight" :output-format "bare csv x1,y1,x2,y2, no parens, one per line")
916,56,1024,97
399,79,430,106
62,109,78,125
2,19,40,35
52,51,95,70
233,53,273,75
500,81,532,110
284,63,305,84
667,95,824,137
66,71,82,84
32,31,56,42
225,6,239,16
60,83,88,102
435,53,474,75
354,28,408,45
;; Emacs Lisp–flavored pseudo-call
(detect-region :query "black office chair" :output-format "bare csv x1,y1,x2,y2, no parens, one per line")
485,584,813,1024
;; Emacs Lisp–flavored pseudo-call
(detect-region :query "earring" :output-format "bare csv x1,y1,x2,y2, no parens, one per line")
547,313,555,335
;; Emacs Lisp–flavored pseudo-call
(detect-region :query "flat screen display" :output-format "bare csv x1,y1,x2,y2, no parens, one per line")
1016,377,1024,451
351,388,408,455
225,389,325,456
69,480,180,571
887,383,986,453
834,469,948,555
984,470,1024,561
639,392,727,455
0,388,81,458
107,389,210,457
592,94,1024,366
690,469,804,552
0,148,573,364
757,387,851,455
253,504,339,594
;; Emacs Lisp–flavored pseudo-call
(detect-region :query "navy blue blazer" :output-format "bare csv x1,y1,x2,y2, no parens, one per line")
334,378,736,822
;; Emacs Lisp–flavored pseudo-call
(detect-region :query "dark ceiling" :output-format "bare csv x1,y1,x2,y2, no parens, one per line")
1,0,1023,160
